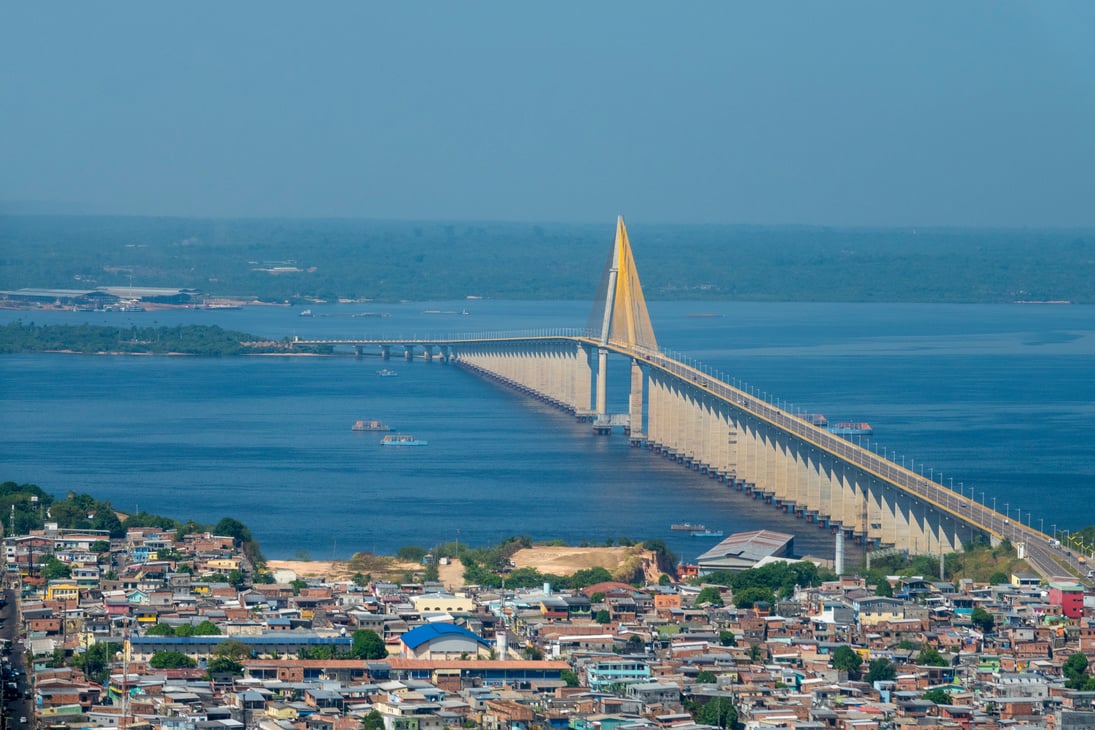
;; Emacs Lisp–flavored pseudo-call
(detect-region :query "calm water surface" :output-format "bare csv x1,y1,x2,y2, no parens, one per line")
2,300,1093,561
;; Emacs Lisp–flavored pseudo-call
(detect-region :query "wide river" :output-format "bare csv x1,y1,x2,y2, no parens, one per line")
2,300,1093,563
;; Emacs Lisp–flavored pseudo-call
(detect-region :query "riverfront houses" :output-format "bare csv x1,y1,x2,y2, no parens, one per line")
3,523,1095,730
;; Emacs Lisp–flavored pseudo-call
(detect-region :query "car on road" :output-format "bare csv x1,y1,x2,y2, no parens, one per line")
19,716,27,724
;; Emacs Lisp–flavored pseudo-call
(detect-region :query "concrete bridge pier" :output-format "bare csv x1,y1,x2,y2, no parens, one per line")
380,345,391,360
354,345,364,358
627,359,645,438
403,346,414,361
422,345,435,362
595,347,609,417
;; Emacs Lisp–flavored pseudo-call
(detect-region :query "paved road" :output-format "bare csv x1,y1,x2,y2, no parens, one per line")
2,587,33,730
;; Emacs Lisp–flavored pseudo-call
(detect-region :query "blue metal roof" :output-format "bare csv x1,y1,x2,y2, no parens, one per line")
400,623,490,649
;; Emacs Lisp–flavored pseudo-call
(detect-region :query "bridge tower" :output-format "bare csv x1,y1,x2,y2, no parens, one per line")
586,216,658,434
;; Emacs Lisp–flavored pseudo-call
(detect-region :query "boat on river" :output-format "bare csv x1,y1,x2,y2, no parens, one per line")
352,420,391,432
671,522,706,531
381,434,428,446
376,369,398,377
691,529,723,538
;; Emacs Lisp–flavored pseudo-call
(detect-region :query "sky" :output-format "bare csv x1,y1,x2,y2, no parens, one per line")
2,2,1095,227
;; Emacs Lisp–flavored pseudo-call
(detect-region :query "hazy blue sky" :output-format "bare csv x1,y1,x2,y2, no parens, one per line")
3,2,1094,226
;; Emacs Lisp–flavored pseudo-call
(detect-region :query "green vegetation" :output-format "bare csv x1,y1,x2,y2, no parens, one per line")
831,645,863,680
149,651,198,669
686,695,737,729
917,646,948,666
1064,653,1095,691
694,586,724,607
4,215,1094,303
0,322,328,356
922,688,952,705
1,481,264,565
700,560,831,599
864,658,896,684
863,539,1031,585
350,630,388,659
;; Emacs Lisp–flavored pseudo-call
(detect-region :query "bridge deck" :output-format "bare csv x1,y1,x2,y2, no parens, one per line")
290,333,1080,581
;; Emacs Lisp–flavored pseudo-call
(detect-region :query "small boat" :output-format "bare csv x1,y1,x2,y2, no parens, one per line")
299,309,313,317
691,530,724,538
352,420,391,432
376,368,398,377
828,422,873,437
671,522,706,532
381,434,428,446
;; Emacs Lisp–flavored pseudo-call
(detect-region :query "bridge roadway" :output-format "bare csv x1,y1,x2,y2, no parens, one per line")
292,332,1083,582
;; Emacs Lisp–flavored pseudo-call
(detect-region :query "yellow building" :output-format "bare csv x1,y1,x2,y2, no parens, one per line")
46,581,80,602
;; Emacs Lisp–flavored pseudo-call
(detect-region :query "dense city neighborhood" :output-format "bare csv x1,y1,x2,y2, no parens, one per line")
3,522,1095,730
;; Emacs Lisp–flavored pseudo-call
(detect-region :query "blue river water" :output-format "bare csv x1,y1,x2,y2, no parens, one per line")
2,300,1094,562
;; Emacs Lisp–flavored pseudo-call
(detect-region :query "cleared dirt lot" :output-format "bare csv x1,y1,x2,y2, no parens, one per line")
268,545,658,589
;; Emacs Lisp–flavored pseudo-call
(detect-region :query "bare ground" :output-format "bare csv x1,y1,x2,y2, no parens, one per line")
268,545,661,590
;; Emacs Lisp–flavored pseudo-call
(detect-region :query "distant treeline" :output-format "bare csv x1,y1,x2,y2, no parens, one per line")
0,322,329,355
2,215,1094,303
0,480,264,564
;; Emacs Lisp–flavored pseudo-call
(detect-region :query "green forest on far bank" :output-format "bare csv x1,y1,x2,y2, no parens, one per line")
2,215,1094,304
0,322,330,355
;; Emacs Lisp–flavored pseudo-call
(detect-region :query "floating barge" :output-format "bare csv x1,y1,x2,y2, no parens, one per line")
352,420,391,432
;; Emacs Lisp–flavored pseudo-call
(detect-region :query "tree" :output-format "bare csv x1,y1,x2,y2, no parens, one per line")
917,646,947,666
213,517,253,545
874,578,893,597
207,656,243,676
695,670,718,684
362,710,385,730
747,644,764,662
145,623,175,636
194,620,222,636
626,635,645,653
719,630,737,647
594,609,611,624
40,555,72,581
987,571,1009,585
82,641,119,685
214,640,251,662
690,696,737,729
923,688,951,704
734,586,774,609
971,607,995,633
695,586,724,607
831,646,862,679
351,630,388,659
149,651,198,669
865,658,896,683
560,669,579,687
1064,653,1090,689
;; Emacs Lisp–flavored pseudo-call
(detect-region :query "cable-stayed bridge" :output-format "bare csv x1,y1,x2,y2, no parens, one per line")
292,217,1085,581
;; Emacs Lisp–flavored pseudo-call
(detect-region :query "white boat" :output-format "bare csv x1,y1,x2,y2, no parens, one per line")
381,434,427,446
